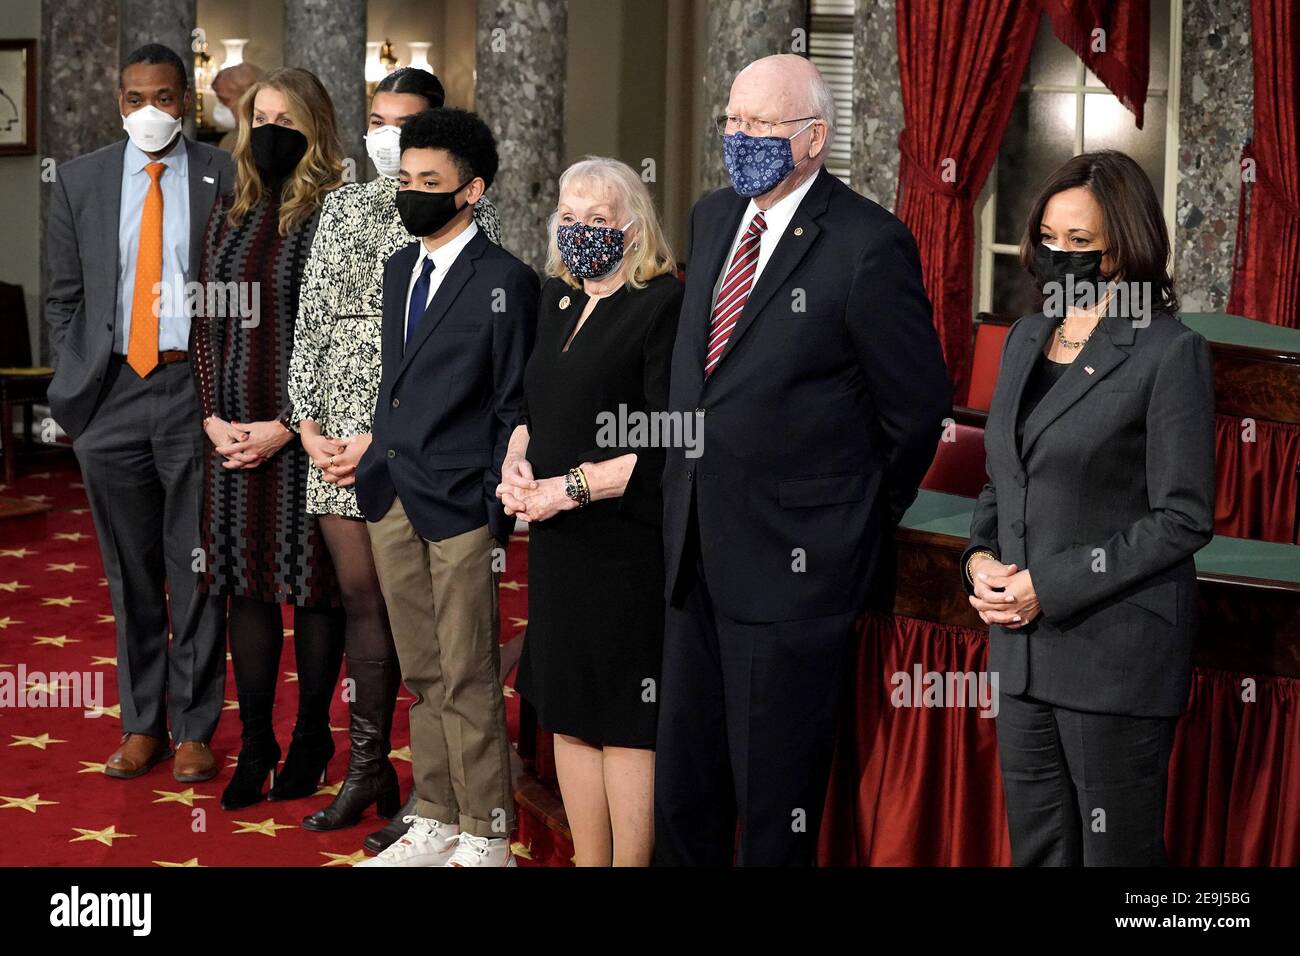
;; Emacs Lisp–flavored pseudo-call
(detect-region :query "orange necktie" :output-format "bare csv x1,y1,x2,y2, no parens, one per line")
126,162,166,377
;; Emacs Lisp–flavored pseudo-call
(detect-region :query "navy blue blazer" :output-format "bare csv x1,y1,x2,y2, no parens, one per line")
961,311,1216,717
355,228,539,543
662,170,952,623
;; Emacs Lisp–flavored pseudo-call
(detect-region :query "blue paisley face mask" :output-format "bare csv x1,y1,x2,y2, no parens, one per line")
723,120,816,198
556,218,635,280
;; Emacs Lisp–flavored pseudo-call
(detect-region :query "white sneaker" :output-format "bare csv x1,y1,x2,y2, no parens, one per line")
445,832,517,867
355,815,461,867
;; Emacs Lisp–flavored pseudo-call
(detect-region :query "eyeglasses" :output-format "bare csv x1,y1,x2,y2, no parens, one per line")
714,114,819,137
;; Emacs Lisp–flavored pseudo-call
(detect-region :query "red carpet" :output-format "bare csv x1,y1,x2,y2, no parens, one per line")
0,456,557,867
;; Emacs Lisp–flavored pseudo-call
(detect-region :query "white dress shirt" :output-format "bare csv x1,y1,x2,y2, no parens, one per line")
711,167,821,309
403,220,479,341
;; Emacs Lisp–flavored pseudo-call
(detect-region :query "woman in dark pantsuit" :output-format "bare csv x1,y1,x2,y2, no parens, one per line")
496,157,682,866
961,150,1216,866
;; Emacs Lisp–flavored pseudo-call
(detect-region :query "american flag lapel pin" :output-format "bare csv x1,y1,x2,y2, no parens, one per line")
1084,365,1095,375
203,175,215,184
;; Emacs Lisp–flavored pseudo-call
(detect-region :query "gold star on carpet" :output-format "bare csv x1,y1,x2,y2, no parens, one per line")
498,579,526,591
508,617,528,629
73,508,91,515
223,699,239,711
23,493,51,504
10,733,67,750
33,635,78,648
71,825,136,846
26,678,64,695
321,850,367,867
0,580,29,593
511,840,533,860
85,704,121,719
0,663,13,669
90,656,117,667
42,596,85,607
329,724,346,733
509,533,528,542
283,672,298,683
0,793,58,813
225,754,239,767
154,857,204,867
0,548,34,558
225,652,232,661
314,782,341,797
27,472,51,480
46,562,85,573
503,685,516,697
0,616,22,629
283,629,294,637
96,614,115,624
78,761,108,774
52,532,88,542
152,788,214,808
389,746,412,763
231,818,296,837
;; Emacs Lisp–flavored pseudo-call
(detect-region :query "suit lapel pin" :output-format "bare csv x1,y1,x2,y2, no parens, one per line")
203,175,215,184
559,295,571,310
793,227,804,236
1084,365,1094,375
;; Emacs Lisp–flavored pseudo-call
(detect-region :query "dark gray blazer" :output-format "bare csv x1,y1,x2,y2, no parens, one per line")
44,138,233,438
961,310,1216,717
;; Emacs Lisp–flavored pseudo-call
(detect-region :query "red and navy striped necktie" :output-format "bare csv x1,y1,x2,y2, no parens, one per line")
705,211,768,376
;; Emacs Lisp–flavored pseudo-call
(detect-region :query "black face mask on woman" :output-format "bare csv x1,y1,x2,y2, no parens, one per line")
396,180,472,237
1033,243,1106,310
249,124,308,180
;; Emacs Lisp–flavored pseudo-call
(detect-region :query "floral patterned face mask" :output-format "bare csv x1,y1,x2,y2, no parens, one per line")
556,218,635,280
722,120,816,198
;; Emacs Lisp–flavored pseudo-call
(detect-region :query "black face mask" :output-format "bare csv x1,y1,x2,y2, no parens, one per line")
249,124,308,181
396,180,472,237
1033,243,1106,308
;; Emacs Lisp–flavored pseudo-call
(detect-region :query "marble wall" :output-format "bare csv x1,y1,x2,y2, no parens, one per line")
1174,0,1254,313
121,0,196,87
851,0,903,209
474,0,568,272
699,0,806,193
283,0,367,168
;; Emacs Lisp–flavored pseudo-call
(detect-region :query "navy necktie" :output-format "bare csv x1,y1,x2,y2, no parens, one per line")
406,256,435,346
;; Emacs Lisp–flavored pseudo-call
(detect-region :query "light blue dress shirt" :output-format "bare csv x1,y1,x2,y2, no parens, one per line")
115,139,191,353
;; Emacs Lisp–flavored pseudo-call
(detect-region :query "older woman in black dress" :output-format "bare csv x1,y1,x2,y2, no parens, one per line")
962,151,1215,865
192,67,346,811
497,157,682,866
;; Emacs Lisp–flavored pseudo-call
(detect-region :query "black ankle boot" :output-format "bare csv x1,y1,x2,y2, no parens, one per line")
364,790,418,852
268,726,335,801
302,658,401,831
222,693,280,811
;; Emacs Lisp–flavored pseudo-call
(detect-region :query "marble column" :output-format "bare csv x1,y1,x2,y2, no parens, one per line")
699,0,806,192
39,0,122,362
474,0,568,272
852,0,903,208
1174,0,1254,313
283,0,368,170
120,0,196,76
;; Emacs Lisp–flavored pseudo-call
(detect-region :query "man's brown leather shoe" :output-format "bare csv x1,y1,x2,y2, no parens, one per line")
104,733,172,779
173,741,218,783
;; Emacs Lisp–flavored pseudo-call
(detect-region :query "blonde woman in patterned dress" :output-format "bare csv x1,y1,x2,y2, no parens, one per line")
287,68,501,847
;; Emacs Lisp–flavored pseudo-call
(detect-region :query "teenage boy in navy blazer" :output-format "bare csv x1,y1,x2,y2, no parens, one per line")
353,108,538,868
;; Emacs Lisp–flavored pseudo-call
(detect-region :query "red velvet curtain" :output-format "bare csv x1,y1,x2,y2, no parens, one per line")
819,613,1300,866
1228,0,1300,328
894,0,1040,403
1213,413,1300,543
1043,0,1150,127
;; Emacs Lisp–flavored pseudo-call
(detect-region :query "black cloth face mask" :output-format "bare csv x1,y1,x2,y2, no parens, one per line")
396,180,473,237
1033,243,1106,309
249,124,308,181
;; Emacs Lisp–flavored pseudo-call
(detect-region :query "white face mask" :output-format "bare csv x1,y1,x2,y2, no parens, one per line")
122,104,183,153
210,101,236,132
365,125,402,179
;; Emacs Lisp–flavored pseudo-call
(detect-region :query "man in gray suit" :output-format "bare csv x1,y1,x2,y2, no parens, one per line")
45,44,232,782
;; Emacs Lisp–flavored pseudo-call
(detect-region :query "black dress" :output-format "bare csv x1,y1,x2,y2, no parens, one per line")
515,272,684,748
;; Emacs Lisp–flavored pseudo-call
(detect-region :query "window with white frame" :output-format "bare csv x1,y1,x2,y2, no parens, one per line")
808,0,854,185
977,0,1180,317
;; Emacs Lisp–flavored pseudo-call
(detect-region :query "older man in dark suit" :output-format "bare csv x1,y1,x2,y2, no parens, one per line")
44,44,232,782
656,54,951,866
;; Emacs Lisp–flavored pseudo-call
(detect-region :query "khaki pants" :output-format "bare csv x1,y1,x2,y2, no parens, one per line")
367,499,514,838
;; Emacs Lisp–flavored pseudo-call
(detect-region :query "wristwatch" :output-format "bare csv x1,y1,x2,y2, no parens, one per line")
563,466,590,508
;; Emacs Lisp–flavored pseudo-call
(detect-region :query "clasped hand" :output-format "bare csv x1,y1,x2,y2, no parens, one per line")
205,416,292,470
968,558,1042,629
303,431,371,488
494,456,579,523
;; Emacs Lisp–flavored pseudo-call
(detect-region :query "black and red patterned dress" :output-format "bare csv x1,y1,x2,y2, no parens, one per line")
192,193,338,607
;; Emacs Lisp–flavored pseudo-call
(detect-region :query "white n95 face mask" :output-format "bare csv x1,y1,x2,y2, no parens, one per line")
365,125,402,179
122,105,183,153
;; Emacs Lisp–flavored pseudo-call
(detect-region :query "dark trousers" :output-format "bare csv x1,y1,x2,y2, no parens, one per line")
72,357,226,742
655,499,856,866
996,690,1177,866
